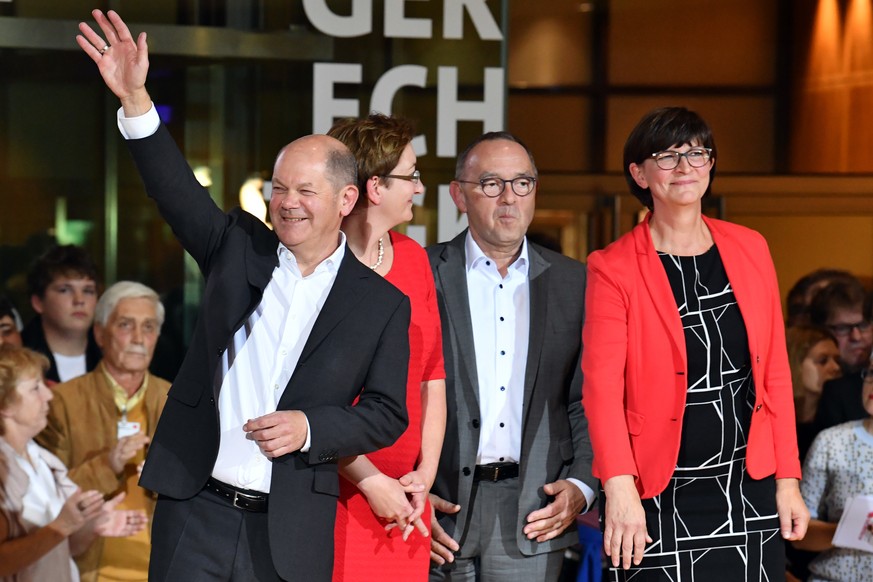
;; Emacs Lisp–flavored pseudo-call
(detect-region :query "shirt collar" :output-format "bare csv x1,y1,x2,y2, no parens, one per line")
277,231,347,277
100,361,149,414
464,230,529,276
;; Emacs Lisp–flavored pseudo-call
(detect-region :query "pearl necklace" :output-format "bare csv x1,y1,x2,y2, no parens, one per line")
369,236,384,270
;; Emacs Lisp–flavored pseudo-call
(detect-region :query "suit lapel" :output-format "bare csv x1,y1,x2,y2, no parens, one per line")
436,232,481,406
522,246,548,418
634,217,686,361
297,249,370,365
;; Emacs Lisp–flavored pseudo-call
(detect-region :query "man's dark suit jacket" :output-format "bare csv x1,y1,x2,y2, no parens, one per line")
129,125,411,582
427,230,597,557
815,373,867,432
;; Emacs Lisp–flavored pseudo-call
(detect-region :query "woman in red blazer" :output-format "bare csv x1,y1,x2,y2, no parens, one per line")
582,107,809,580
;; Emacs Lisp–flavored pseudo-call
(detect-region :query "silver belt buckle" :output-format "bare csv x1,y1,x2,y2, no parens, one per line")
232,491,246,509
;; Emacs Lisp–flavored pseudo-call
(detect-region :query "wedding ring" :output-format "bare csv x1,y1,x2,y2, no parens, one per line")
99,44,110,55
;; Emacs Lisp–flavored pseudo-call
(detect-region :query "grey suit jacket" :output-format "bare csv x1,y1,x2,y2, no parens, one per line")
427,230,597,556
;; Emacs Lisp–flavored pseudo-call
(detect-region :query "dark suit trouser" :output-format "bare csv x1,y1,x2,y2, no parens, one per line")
429,478,563,582
149,490,282,582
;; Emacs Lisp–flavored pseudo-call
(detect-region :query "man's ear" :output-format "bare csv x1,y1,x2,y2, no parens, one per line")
339,185,359,217
448,182,468,214
93,324,106,350
30,294,44,315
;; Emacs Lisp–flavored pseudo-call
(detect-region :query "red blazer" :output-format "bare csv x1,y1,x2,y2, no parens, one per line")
582,214,801,499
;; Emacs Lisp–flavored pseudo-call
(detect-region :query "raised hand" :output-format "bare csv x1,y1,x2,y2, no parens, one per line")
76,9,152,115
50,489,104,537
108,433,150,475
92,492,148,538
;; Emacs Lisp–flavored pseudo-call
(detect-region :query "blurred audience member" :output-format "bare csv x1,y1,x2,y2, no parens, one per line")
0,295,23,348
36,282,168,582
810,279,873,433
786,326,842,460
0,345,146,582
808,277,872,374
786,269,856,327
22,245,101,384
795,361,873,581
785,326,842,581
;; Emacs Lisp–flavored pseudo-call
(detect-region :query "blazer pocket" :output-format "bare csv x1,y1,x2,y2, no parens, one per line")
558,437,574,462
312,464,339,498
625,409,645,436
166,376,204,407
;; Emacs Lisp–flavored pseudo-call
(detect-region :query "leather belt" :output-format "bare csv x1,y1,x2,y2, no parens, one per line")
473,462,519,482
204,477,268,512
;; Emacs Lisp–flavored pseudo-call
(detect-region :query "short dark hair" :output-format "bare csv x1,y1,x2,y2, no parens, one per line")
26,244,99,299
328,113,416,204
324,144,359,194
455,131,538,180
808,278,868,326
786,268,858,326
623,107,718,210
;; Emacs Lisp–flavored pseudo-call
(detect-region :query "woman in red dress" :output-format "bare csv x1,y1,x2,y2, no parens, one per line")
328,114,446,581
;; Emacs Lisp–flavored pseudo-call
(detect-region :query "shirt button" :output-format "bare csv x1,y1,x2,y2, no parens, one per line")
273,384,279,390
499,316,504,322
486,260,491,266
500,350,505,355
499,422,505,428
500,386,505,391
499,284,504,289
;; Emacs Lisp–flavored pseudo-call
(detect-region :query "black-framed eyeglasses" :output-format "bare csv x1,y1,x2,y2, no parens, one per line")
827,320,873,338
650,147,713,170
381,170,420,185
455,176,537,198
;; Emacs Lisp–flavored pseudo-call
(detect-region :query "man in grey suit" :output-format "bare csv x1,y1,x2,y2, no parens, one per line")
427,132,597,581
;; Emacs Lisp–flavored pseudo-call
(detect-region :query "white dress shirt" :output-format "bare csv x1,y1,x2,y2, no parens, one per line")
212,242,344,492
465,232,594,508
465,232,530,465
118,104,343,493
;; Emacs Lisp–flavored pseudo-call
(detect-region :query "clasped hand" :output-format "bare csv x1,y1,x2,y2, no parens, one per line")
360,471,428,541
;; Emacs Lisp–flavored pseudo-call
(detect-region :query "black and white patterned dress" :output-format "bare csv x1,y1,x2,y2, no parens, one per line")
610,245,784,581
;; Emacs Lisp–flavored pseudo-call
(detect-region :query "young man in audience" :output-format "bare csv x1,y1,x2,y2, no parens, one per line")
21,244,102,384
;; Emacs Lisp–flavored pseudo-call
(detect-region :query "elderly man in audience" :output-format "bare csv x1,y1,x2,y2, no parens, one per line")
37,281,168,582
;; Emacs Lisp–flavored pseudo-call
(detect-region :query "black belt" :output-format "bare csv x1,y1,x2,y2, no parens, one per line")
204,477,268,512
473,462,519,482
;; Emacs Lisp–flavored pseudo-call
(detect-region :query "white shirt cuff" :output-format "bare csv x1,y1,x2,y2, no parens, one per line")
117,103,160,140
567,477,596,513
299,413,312,453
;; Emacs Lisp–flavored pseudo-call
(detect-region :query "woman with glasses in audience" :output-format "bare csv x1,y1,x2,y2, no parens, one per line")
582,106,809,580
795,360,873,581
327,114,446,581
0,345,145,581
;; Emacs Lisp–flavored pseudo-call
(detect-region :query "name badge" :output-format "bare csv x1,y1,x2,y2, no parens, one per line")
117,420,141,439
